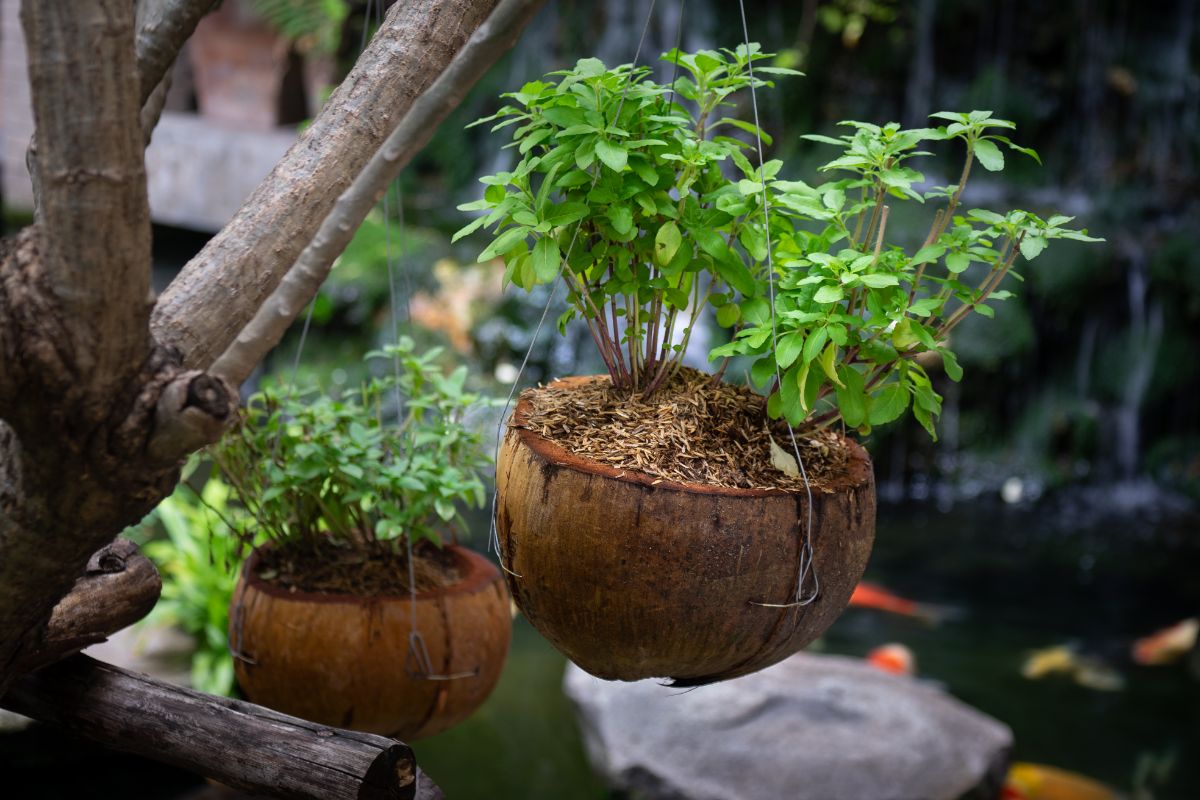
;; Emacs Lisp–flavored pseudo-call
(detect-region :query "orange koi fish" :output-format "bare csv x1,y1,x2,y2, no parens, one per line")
866,643,915,676
1132,618,1198,666
849,582,952,623
1003,762,1118,800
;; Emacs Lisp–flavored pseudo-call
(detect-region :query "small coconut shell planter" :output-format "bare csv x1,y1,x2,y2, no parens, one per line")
496,373,876,684
230,542,511,740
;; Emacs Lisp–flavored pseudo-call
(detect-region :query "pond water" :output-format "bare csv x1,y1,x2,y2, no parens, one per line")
416,492,1200,799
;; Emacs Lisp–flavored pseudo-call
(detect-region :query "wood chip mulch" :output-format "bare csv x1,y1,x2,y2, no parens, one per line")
516,368,852,493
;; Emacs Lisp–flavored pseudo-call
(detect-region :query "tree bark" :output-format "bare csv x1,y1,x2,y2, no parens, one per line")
21,0,151,417
2,655,433,800
135,0,219,104
14,539,161,675
151,0,501,371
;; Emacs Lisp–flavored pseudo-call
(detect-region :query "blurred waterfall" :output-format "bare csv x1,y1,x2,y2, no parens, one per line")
1113,241,1163,481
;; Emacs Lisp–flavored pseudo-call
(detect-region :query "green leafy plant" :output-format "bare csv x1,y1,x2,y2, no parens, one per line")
461,46,1101,442
212,338,491,555
141,476,252,696
714,110,1101,437
249,0,349,56
456,46,800,396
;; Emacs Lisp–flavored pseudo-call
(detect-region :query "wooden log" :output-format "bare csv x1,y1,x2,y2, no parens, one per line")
1,655,433,800
15,538,162,674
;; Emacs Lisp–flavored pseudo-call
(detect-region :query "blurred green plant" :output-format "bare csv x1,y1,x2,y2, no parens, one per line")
817,0,898,48
212,338,491,555
249,0,348,56
141,476,251,696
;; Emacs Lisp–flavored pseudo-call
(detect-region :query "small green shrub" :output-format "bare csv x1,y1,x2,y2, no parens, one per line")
211,338,491,555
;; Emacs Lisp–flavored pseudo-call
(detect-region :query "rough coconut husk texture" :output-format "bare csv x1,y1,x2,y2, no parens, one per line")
516,368,853,493
254,536,462,596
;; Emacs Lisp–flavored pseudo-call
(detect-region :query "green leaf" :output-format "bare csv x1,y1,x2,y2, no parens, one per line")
716,303,740,328
946,252,971,273
655,221,682,266
779,364,805,427
814,285,844,304
911,244,946,266
859,273,900,288
715,258,757,297
750,356,776,389
595,139,628,171
451,214,487,244
608,204,633,235
544,202,589,227
909,297,941,317
819,342,843,387
776,331,804,369
691,226,730,262
973,138,1005,172
868,383,909,425
631,159,659,186
835,365,866,428
532,236,561,282
478,227,527,262
1019,235,1047,261
802,326,828,364
940,349,963,381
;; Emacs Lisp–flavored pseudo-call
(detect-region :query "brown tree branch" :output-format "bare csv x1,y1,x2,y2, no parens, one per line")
151,0,503,370
2,655,435,800
14,539,162,675
135,0,218,105
21,0,152,408
212,0,548,385
141,67,174,146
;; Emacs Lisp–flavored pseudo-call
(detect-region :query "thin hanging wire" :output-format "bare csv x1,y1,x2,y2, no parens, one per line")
737,0,819,609
359,1,478,682
486,0,660,572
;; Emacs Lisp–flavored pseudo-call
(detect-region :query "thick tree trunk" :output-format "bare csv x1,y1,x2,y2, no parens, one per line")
0,0,539,703
2,655,435,800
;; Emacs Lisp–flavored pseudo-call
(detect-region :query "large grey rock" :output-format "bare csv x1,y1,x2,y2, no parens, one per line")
564,653,1012,800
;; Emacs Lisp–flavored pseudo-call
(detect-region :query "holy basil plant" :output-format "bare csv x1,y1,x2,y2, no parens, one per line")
460,46,1101,439
211,338,490,554
456,45,800,396
714,110,1102,437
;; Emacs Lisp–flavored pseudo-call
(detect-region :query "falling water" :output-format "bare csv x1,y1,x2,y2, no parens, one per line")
1113,241,1163,481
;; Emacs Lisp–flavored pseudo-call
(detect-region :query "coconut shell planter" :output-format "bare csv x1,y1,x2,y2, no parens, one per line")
497,375,876,684
230,543,510,739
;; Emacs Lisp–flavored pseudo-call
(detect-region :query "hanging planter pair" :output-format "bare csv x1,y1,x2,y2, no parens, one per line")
215,341,511,738
462,44,1101,682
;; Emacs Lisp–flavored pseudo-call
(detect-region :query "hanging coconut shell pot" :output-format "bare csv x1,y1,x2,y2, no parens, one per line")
229,544,511,739
496,377,876,685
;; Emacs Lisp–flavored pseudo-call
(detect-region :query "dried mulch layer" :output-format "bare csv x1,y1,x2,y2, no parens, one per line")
254,536,462,596
515,368,854,493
